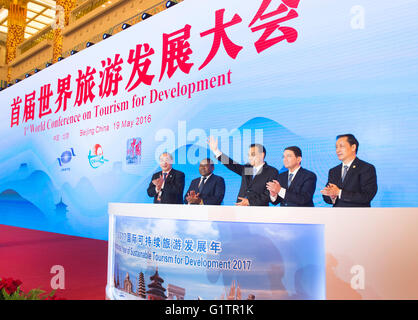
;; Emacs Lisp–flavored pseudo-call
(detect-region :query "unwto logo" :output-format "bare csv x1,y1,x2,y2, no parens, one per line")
88,144,108,169
57,148,76,172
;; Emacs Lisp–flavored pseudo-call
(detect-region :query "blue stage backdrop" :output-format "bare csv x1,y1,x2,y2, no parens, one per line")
0,0,417,240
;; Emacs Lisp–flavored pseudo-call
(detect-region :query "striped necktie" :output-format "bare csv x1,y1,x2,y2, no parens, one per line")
288,173,294,187
252,167,257,179
342,165,349,182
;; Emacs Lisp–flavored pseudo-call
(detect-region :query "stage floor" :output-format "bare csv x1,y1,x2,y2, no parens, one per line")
0,224,107,300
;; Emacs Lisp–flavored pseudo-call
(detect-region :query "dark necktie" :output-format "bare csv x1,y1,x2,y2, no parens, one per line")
163,172,168,181
198,176,207,194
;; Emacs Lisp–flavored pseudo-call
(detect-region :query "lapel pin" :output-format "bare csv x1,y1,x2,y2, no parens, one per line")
353,165,356,168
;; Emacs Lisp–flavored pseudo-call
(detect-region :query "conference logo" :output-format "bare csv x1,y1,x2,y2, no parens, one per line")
57,148,76,172
126,138,142,165
88,144,109,169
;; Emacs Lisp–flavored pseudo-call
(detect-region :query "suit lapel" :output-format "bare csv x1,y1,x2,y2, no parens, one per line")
282,170,289,189
288,168,302,190
334,164,343,187
155,171,162,180
192,178,200,193
166,169,175,182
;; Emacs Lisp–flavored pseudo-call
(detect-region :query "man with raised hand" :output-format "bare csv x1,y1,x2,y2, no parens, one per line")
207,136,278,206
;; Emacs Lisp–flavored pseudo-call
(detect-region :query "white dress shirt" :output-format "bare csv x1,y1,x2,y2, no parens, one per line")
213,149,222,159
252,163,265,177
198,173,212,188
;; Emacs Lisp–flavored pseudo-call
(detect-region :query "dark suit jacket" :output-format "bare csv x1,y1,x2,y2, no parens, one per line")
323,157,377,207
217,153,279,206
147,168,185,204
184,174,225,205
272,167,317,207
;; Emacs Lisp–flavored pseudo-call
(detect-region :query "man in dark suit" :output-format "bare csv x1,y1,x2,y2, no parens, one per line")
267,146,317,207
208,137,278,206
321,134,377,207
147,152,185,204
184,158,225,205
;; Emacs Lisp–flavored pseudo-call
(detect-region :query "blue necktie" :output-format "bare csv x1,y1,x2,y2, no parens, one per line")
342,165,349,182
288,173,294,187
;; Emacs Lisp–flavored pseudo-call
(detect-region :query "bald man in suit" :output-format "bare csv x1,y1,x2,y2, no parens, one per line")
147,152,185,204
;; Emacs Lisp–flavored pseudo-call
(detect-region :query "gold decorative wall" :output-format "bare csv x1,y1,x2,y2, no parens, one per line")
6,1,28,81
2,0,184,82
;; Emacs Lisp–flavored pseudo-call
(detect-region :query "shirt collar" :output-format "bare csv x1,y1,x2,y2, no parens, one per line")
342,158,355,168
288,166,301,176
201,173,212,180
253,162,265,173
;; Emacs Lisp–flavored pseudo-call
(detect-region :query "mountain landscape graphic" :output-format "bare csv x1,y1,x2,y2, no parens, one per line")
0,169,58,219
0,189,49,230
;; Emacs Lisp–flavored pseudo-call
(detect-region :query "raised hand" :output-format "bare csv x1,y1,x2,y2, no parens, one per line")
207,136,219,153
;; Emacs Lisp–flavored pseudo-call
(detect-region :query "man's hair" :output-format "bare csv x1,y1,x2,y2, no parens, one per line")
337,134,359,154
160,152,173,160
249,143,266,158
201,158,214,167
284,146,302,158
